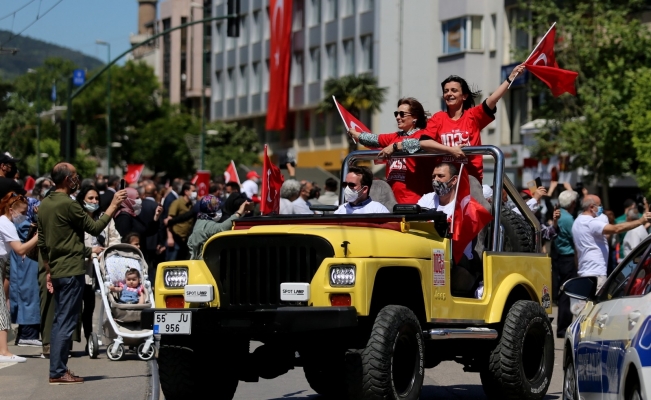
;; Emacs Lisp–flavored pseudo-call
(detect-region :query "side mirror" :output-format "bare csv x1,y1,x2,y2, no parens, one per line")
561,276,598,301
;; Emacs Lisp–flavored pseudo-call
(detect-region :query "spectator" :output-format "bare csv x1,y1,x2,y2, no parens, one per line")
552,189,578,338
225,182,241,199
572,195,651,292
604,210,618,276
99,175,120,212
38,162,126,384
0,192,38,362
308,184,322,206
0,153,25,199
335,167,389,214
122,232,141,249
279,180,300,215
614,198,637,259
623,204,650,257
32,177,53,201
94,174,107,194
76,185,120,354
319,178,339,206
161,178,183,221
292,181,315,215
241,171,260,200
114,188,163,240
166,182,196,261
141,183,162,279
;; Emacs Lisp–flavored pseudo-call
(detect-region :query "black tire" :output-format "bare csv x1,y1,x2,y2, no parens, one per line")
562,358,578,400
303,350,346,398
88,333,99,359
501,206,534,253
158,344,238,400
360,305,424,400
482,300,554,400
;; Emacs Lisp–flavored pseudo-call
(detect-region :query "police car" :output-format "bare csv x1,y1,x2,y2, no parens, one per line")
561,234,651,400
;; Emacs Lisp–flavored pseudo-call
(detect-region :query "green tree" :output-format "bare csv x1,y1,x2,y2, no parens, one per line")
628,67,651,194
203,120,261,174
24,138,98,179
520,0,651,207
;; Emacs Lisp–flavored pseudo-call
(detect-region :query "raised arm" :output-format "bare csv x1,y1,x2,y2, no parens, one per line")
486,64,526,110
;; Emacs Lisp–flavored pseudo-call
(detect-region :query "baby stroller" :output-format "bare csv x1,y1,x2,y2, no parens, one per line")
88,243,156,361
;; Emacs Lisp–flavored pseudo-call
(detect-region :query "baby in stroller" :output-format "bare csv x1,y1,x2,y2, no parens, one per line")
109,268,146,305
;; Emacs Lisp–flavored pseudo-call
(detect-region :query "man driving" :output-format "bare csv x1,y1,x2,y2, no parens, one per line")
334,166,389,214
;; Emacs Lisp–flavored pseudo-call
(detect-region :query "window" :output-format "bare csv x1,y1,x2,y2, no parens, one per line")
489,14,497,51
309,47,321,82
264,60,270,92
326,43,337,78
215,22,223,52
628,254,651,296
325,0,337,21
264,7,270,39
360,35,373,72
292,51,304,85
214,70,222,100
251,62,260,94
310,0,321,26
226,68,234,98
343,39,355,75
602,244,651,300
293,0,304,31
239,15,248,45
441,16,483,54
343,0,355,16
252,11,261,42
508,8,529,54
238,65,248,96
360,0,373,12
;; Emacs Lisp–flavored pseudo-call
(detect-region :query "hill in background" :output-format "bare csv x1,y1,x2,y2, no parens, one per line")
0,30,104,81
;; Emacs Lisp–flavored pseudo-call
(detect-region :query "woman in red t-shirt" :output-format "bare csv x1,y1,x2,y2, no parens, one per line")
380,64,527,183
348,97,465,204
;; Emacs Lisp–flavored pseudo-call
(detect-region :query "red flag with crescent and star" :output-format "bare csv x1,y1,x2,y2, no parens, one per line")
525,24,578,97
191,171,211,198
265,0,293,131
124,164,145,184
224,160,240,184
260,145,284,215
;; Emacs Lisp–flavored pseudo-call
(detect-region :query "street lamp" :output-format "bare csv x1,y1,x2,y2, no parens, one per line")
27,68,42,176
190,2,207,170
96,39,112,175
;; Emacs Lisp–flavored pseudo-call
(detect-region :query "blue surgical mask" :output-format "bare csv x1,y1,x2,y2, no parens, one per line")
596,206,603,217
84,202,100,213
11,211,27,226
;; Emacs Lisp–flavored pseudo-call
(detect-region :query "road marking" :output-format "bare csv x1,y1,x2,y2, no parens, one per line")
0,362,18,370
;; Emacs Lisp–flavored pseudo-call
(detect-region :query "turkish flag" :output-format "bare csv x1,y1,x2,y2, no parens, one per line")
525,25,578,96
265,0,293,131
333,96,371,133
451,164,493,264
24,176,35,192
224,160,240,184
260,145,284,215
191,171,211,198
124,164,145,184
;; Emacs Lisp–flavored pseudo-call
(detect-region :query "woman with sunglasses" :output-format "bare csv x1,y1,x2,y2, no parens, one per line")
348,97,466,203
0,192,39,362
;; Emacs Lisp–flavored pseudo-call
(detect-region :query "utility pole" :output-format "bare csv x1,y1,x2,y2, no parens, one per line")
28,69,41,176
65,76,72,162
96,40,112,175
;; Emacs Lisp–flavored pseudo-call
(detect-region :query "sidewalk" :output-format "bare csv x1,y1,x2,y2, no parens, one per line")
1,295,151,400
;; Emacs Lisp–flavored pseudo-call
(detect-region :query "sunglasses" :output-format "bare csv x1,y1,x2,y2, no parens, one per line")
343,182,361,189
393,111,412,118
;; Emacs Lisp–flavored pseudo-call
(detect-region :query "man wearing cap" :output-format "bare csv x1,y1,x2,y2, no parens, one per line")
0,153,25,199
242,171,260,200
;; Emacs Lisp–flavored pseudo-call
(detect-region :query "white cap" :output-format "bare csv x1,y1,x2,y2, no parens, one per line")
482,185,493,200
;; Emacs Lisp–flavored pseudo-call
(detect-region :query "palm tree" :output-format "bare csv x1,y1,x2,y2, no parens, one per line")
319,73,387,152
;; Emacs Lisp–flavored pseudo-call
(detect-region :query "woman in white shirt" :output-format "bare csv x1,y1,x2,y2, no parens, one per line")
0,192,38,362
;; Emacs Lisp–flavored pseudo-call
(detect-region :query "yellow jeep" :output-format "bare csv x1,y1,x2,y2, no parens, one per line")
143,146,554,400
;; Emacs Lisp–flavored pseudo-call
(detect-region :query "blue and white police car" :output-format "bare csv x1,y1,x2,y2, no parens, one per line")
561,235,651,400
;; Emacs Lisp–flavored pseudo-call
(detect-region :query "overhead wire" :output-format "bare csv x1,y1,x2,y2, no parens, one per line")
0,0,37,22
1,0,64,46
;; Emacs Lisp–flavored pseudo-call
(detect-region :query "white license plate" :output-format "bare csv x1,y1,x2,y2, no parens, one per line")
153,312,191,335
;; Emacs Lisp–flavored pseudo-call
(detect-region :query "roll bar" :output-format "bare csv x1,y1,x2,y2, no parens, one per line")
340,145,541,253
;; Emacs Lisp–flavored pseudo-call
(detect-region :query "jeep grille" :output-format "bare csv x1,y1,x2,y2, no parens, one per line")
202,234,335,308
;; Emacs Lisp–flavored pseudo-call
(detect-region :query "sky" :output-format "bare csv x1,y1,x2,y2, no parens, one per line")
0,0,140,63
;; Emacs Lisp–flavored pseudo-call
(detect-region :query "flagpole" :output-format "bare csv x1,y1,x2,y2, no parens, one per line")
333,95,357,144
449,163,465,234
508,22,556,89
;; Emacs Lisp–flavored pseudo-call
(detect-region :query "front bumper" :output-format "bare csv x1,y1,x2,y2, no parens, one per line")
141,306,358,335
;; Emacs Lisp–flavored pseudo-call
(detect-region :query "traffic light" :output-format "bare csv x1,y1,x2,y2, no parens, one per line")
226,0,240,38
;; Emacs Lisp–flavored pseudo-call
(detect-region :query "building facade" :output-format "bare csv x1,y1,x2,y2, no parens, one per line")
130,0,161,77
210,0,533,182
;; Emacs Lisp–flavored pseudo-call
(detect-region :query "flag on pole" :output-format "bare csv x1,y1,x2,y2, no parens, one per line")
333,96,371,135
224,160,240,184
524,23,578,97
265,0,293,130
124,164,145,184
450,164,493,264
260,145,284,215
191,171,211,197
24,176,35,192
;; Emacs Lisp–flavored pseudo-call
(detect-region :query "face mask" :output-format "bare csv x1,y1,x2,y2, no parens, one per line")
41,188,50,198
11,211,27,226
596,206,603,217
432,178,454,197
132,198,143,216
84,202,100,213
212,211,223,222
344,186,363,203
190,191,198,200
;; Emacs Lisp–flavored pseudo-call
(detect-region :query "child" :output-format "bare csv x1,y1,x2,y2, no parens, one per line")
122,232,140,249
109,268,146,304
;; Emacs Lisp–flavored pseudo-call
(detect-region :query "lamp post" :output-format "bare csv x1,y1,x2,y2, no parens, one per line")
96,40,111,175
27,68,41,176
190,2,206,170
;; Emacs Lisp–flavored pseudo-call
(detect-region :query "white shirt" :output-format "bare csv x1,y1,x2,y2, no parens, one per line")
418,192,471,259
0,215,20,261
241,179,259,200
511,198,540,215
572,214,609,277
623,225,650,257
279,198,294,215
292,197,314,215
334,198,389,214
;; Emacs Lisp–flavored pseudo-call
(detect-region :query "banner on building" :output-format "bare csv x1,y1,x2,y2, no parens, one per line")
265,0,293,131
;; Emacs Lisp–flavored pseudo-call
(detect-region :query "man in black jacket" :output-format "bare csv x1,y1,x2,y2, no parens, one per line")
0,153,25,199
140,183,161,280
99,175,120,212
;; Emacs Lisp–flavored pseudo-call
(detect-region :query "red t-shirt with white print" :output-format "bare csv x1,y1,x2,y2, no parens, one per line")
426,100,495,182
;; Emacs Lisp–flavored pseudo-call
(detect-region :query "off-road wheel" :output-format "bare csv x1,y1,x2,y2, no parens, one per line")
359,305,424,400
158,344,238,400
501,206,534,253
482,300,554,400
562,358,578,400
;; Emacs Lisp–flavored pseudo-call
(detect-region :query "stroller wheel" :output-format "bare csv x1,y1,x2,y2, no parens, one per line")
107,341,125,361
88,333,100,359
137,342,156,361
